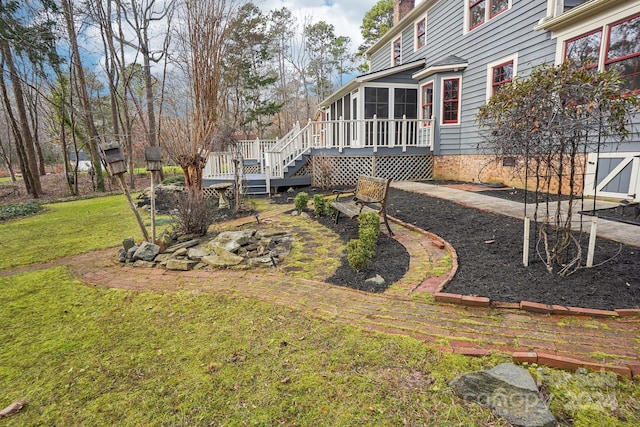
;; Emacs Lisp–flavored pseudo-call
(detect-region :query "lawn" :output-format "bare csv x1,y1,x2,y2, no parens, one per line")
0,195,148,270
0,195,638,426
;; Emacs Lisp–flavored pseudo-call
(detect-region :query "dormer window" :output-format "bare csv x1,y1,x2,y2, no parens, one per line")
416,18,426,50
393,37,402,66
467,0,510,31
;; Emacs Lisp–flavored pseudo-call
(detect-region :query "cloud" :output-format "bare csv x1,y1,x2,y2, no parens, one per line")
257,0,377,47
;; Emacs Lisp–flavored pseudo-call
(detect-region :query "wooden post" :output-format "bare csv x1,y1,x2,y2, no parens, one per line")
586,216,598,267
150,172,156,243
117,174,150,242
523,216,530,267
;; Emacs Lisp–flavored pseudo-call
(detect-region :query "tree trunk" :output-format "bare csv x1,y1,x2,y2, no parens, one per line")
61,0,105,192
0,41,41,197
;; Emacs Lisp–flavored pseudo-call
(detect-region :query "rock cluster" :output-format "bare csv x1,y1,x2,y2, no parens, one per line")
117,228,294,271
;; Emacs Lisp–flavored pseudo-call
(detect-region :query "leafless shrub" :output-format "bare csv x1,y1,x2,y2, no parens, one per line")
312,153,333,190
171,188,216,236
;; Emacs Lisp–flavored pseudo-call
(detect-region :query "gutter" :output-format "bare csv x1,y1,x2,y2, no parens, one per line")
534,0,629,31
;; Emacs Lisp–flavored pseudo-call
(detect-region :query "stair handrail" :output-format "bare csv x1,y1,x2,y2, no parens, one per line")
265,120,315,179
267,121,301,153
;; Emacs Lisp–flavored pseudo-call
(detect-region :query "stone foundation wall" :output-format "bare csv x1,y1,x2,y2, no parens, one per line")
433,154,586,195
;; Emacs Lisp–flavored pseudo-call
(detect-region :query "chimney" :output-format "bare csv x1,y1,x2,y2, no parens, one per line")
394,0,415,26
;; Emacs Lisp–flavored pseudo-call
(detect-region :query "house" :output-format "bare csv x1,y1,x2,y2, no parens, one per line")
204,0,640,201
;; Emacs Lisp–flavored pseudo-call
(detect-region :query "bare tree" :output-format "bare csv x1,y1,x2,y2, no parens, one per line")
162,0,240,190
61,0,106,191
117,0,175,153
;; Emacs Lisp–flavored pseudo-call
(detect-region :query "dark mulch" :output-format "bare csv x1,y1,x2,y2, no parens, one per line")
316,215,409,293
580,206,640,227
387,188,639,310
273,185,639,310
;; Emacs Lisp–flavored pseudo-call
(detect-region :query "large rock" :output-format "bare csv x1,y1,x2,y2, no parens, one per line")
122,237,135,252
267,236,294,257
208,229,256,253
133,241,160,261
449,363,556,427
165,259,198,271
164,239,200,253
202,247,244,267
187,246,210,261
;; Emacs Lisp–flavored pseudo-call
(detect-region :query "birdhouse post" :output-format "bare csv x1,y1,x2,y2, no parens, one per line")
100,142,149,242
145,147,163,242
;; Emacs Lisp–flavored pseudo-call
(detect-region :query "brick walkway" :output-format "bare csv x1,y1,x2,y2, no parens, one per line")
5,204,639,379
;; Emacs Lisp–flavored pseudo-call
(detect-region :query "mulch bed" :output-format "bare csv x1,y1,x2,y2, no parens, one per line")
274,185,639,310
387,188,639,311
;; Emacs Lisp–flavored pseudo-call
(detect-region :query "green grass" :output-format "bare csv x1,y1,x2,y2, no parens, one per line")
0,268,517,426
0,195,151,270
133,165,183,175
0,195,638,426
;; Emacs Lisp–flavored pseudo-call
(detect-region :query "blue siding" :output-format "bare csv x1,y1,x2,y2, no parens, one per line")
369,0,556,156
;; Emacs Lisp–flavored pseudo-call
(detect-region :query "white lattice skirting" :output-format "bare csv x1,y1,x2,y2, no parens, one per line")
310,154,433,187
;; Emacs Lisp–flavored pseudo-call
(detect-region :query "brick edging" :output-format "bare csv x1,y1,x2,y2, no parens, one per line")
387,215,459,292
433,291,640,318
512,351,639,380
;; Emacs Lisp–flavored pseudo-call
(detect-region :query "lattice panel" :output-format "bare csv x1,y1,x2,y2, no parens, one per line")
243,164,260,174
375,155,433,182
202,185,234,199
310,154,432,187
291,161,312,177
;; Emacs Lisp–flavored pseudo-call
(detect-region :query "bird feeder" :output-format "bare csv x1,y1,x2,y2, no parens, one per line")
100,142,127,175
144,146,163,172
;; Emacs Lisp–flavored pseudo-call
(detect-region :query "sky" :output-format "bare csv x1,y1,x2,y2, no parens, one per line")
256,0,380,50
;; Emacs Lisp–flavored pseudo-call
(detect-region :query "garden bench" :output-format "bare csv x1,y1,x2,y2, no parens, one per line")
331,175,393,236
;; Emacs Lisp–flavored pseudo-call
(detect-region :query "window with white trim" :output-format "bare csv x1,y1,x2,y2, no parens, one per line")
606,13,640,93
486,54,517,100
392,37,402,66
442,78,460,124
421,82,434,123
565,29,602,71
467,0,510,31
416,18,426,50
491,61,513,95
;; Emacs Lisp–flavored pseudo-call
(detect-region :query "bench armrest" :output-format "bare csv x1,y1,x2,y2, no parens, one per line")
332,188,355,201
354,197,384,210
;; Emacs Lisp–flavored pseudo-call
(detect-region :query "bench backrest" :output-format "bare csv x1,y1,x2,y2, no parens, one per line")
354,175,391,205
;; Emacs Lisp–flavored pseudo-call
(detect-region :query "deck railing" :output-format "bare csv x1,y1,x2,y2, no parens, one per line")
204,116,434,180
